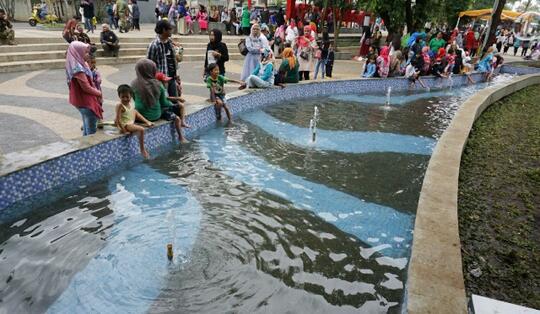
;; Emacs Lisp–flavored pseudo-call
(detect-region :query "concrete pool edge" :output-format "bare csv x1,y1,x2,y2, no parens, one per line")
406,73,540,314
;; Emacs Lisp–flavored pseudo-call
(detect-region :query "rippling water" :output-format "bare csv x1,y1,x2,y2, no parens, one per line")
0,78,515,313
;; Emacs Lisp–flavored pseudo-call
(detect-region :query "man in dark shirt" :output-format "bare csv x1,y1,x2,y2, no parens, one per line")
0,9,16,45
147,20,180,102
100,24,120,56
81,0,95,33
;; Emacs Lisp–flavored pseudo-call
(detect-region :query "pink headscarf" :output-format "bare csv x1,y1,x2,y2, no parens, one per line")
379,46,390,66
422,46,431,64
65,41,92,85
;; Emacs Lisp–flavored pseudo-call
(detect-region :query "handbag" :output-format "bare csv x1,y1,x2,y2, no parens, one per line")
238,39,248,56
300,49,309,60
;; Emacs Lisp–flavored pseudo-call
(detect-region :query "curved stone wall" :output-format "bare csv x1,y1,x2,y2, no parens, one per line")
406,73,540,314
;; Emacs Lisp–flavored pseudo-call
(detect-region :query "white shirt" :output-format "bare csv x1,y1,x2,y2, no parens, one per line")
405,64,416,78
221,12,230,22
285,26,296,42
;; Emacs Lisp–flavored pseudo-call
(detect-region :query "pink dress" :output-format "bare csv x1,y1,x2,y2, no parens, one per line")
197,12,208,30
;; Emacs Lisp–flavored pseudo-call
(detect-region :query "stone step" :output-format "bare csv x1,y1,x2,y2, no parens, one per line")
0,46,226,63
0,41,216,53
14,35,244,45
0,54,244,73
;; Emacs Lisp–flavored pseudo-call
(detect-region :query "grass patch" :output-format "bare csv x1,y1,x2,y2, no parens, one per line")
458,85,540,309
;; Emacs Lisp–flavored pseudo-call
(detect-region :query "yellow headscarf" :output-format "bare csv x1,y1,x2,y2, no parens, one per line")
282,48,296,70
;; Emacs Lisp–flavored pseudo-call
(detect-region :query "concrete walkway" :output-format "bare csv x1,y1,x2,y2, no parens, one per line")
0,56,364,154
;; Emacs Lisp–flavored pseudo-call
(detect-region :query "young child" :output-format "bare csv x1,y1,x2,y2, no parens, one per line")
155,72,189,128
89,55,104,128
405,60,427,89
362,56,377,78
206,63,245,122
325,46,335,78
462,52,476,84
114,85,154,158
444,48,456,75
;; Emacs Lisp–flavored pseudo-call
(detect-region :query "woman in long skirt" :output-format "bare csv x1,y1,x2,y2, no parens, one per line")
241,24,269,81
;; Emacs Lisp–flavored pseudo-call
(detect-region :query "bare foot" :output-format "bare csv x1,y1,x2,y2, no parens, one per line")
179,137,190,144
178,97,186,103
181,122,191,128
238,83,247,90
141,150,150,159
145,122,154,127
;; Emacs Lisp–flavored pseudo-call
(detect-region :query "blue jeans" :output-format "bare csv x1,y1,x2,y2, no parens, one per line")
108,14,115,29
167,79,178,103
247,75,272,88
84,18,93,32
314,59,326,79
78,108,98,136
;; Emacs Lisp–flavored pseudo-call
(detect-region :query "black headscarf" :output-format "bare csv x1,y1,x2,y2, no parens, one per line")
205,29,229,75
208,29,222,50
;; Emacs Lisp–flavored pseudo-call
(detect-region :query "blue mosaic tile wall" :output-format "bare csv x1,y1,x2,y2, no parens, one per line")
500,64,540,75
0,69,530,212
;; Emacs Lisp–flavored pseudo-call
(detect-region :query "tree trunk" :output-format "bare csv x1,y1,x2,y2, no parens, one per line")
378,10,394,35
405,0,413,32
482,0,506,53
333,14,340,50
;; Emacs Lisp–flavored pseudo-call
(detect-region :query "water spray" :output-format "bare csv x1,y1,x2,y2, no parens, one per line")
310,106,319,142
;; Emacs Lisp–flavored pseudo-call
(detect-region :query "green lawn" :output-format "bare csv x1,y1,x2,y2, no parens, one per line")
458,84,540,309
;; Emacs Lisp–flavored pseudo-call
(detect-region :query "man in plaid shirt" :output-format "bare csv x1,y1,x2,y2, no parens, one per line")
147,20,179,101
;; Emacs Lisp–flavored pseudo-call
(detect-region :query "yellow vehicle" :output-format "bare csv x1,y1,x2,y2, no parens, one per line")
28,4,59,26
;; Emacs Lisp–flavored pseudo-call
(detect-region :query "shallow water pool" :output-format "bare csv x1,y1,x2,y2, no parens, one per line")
0,78,513,313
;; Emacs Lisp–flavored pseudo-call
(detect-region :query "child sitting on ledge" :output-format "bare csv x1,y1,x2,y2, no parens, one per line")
206,63,246,123
114,84,154,158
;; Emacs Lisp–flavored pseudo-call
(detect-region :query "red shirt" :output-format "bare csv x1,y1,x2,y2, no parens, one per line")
69,72,103,119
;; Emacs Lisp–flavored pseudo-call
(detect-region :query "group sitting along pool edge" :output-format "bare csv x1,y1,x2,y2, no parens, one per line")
0,65,539,214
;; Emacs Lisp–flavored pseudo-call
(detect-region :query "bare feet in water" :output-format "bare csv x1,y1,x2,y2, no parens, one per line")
179,137,189,144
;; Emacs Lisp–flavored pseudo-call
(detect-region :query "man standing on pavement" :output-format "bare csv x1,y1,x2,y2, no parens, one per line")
147,21,180,102
0,9,16,45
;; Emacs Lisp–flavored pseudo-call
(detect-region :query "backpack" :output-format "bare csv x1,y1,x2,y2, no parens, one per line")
106,5,114,15
238,39,248,56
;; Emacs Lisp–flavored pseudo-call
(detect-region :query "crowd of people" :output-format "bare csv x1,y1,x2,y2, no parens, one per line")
352,24,536,86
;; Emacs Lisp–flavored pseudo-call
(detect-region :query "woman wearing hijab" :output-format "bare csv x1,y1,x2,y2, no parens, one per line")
285,19,298,45
131,59,188,143
197,5,208,34
66,41,103,136
278,47,300,83
241,24,269,81
421,46,431,75
245,48,275,89
358,26,371,57
376,46,390,78
204,29,229,77
389,50,404,77
296,25,317,81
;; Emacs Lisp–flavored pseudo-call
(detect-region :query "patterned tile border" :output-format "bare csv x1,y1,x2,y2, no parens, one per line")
0,65,538,213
